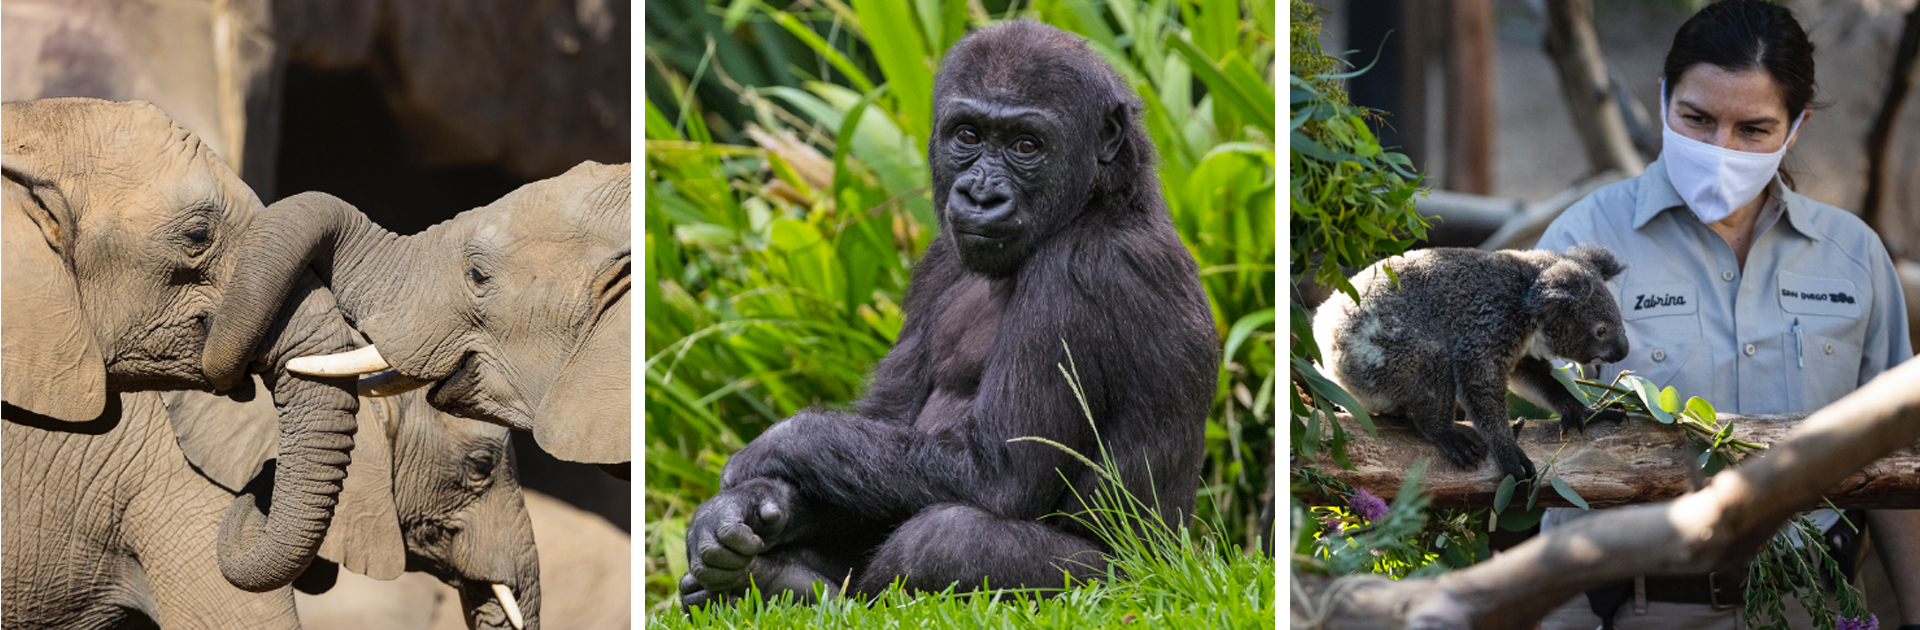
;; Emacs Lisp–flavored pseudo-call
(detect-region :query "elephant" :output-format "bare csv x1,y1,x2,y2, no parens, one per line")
202,161,632,466
2,97,364,592
1,383,540,629
297,490,630,630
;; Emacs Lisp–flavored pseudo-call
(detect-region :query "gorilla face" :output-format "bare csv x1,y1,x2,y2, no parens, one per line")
933,96,1070,276
932,92,1126,277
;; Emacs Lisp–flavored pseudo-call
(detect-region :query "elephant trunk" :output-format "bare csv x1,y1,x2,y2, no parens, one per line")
450,481,542,629
217,273,362,591
204,192,416,390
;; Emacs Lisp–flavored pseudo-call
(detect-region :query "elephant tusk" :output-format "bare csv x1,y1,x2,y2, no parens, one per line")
357,370,430,397
493,583,525,630
287,345,391,377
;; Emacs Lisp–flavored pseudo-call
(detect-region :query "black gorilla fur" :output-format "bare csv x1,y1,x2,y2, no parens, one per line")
679,21,1218,605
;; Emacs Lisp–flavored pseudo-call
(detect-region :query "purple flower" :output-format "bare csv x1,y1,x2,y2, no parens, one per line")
1349,487,1390,522
1837,615,1878,630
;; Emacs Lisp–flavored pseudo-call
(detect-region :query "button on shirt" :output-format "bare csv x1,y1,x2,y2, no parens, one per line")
1535,157,1911,535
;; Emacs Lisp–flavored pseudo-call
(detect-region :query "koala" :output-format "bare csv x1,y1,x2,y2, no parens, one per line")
1310,245,1630,482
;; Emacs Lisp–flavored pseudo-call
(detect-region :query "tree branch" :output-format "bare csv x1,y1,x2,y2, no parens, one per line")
1542,0,1645,177
1293,358,1920,629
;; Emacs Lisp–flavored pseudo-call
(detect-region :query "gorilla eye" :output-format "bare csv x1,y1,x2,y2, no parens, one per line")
1013,139,1039,155
956,128,981,146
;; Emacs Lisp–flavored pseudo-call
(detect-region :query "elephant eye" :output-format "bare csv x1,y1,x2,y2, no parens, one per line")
466,450,495,484
465,265,494,298
177,218,214,257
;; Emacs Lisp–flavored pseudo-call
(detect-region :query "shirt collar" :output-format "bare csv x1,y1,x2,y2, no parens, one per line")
1633,156,1820,242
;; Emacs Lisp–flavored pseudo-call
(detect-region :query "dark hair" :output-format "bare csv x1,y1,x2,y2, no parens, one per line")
1663,0,1817,121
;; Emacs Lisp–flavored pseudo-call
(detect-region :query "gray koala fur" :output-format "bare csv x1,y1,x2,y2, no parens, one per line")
1310,245,1630,482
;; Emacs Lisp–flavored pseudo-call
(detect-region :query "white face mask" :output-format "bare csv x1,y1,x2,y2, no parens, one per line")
1659,80,1805,224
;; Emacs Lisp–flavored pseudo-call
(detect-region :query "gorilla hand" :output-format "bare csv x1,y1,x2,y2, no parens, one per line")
682,477,795,602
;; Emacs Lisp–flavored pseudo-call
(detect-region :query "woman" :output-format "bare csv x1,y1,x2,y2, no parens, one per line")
1534,1,1920,628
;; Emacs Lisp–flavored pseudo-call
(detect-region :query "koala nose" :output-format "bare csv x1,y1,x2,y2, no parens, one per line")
1604,337,1630,363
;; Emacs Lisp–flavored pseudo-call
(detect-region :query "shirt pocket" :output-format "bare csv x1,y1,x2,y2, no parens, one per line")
1620,281,1704,389
1778,270,1867,410
1787,330,1863,410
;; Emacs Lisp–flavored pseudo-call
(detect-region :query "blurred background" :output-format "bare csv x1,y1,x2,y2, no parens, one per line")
1309,0,1919,253
4,1,633,627
644,0,1276,613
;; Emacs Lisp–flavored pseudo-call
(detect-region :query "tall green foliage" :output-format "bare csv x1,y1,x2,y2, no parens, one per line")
646,0,1275,609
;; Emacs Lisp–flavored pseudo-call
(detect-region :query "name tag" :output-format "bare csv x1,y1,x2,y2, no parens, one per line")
1777,270,1862,318
1623,281,1698,320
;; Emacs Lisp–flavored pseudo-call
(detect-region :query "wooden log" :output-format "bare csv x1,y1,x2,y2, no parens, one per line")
1302,411,1920,509
1293,359,1920,628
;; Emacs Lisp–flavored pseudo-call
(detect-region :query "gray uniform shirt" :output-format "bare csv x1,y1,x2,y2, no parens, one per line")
1535,156,1911,535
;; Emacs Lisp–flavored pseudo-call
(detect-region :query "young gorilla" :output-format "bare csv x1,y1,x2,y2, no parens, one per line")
1310,246,1630,482
679,21,1218,605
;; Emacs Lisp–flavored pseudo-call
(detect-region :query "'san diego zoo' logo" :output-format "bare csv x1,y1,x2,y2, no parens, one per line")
1781,289,1857,304
1634,294,1687,311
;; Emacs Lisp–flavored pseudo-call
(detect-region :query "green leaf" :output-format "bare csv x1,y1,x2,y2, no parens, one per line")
1549,364,1595,406
1290,131,1364,165
1497,505,1545,531
1686,396,1717,424
1493,475,1517,514
1621,374,1673,423
1223,309,1276,361
1550,476,1590,510
762,8,877,94
1167,33,1270,132
1658,386,1681,414
1291,356,1375,438
768,218,824,251
851,0,933,143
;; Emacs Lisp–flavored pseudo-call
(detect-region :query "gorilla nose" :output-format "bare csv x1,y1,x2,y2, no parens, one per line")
961,181,1011,212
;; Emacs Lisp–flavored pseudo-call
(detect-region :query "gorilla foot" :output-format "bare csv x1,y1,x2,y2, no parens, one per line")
680,552,843,608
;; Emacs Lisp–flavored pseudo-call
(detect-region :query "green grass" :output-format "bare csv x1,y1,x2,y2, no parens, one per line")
647,532,1274,628
647,346,1277,627
646,0,1277,615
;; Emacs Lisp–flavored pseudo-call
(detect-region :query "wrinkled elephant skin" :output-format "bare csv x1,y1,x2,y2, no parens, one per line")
2,98,363,592
0,383,541,629
207,162,632,464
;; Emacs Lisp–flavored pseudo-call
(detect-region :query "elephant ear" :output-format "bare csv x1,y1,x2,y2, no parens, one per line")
535,292,630,464
166,384,404,579
163,384,280,492
2,174,106,422
317,395,405,580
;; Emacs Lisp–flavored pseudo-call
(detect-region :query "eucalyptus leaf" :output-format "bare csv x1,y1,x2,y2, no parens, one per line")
1549,364,1595,406
1493,475,1517,514
1550,476,1590,510
1621,375,1673,423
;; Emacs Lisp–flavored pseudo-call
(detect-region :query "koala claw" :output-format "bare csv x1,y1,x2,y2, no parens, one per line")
1429,425,1487,471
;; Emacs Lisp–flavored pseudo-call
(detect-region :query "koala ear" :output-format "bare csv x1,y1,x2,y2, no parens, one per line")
1527,260,1592,314
1563,245,1625,281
